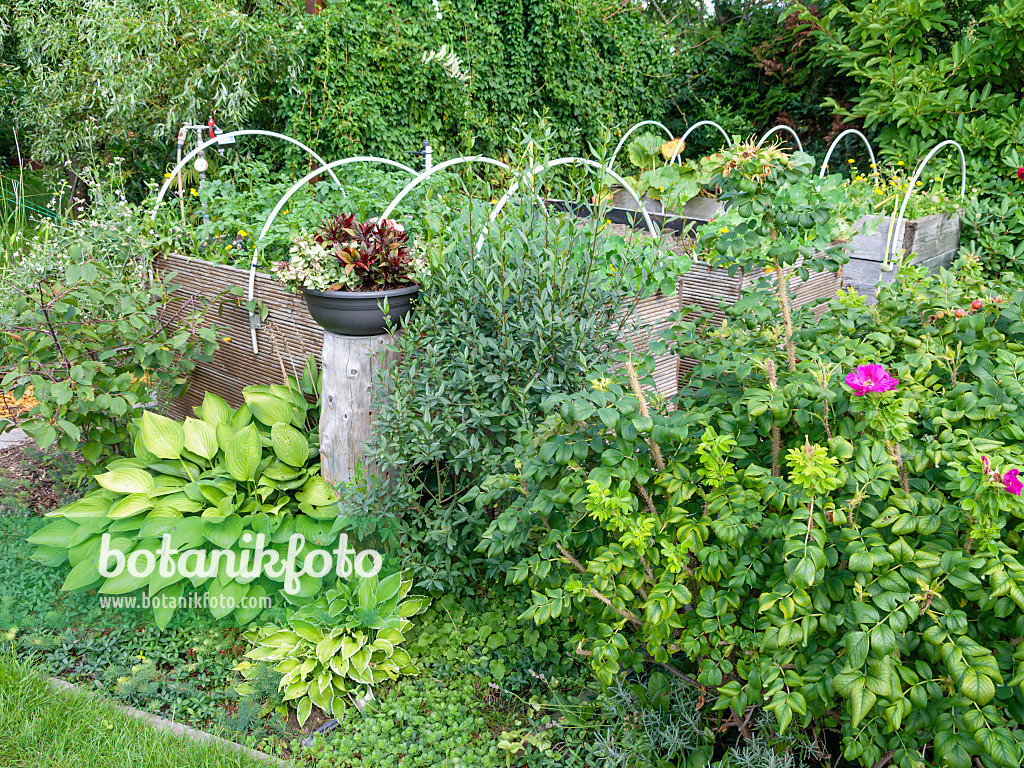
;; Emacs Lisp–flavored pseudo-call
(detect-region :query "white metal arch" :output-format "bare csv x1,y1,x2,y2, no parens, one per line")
149,130,343,220
378,156,512,222
883,139,967,268
819,129,877,178
663,120,733,165
608,120,677,171
244,156,421,353
757,125,804,153
474,156,659,255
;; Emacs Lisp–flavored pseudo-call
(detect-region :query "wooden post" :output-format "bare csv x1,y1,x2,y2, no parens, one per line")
318,331,399,486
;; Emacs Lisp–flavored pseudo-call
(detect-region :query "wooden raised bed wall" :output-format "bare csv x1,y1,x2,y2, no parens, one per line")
155,253,323,420
675,254,843,381
844,212,961,301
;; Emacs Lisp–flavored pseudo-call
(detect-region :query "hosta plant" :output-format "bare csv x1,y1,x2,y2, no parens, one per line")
27,371,342,628
236,572,428,726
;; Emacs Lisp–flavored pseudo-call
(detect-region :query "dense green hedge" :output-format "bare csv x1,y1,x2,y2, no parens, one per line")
4,0,670,176
274,0,671,163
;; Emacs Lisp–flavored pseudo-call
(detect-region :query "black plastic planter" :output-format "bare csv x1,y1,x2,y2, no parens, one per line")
302,284,419,336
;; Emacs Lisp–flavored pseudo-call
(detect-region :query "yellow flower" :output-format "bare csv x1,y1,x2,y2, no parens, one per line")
874,188,883,195
237,230,248,237
847,158,855,164
190,188,197,197
870,163,877,168
225,245,232,251
164,172,172,178
898,160,905,166
720,227,729,234
222,336,231,342
916,180,923,186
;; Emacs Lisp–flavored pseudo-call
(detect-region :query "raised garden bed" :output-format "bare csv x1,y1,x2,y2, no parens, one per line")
615,286,682,398
844,211,961,300
155,253,323,419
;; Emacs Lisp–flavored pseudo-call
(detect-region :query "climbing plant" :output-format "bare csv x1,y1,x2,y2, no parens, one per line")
265,0,672,164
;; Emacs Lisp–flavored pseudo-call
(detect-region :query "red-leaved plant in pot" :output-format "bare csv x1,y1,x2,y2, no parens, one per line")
272,214,425,336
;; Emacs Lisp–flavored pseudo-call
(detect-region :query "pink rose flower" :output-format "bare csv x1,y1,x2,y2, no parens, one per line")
1004,468,1023,496
845,364,899,395
1018,167,1024,182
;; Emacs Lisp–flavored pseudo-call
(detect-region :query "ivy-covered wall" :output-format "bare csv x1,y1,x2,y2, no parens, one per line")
274,0,672,163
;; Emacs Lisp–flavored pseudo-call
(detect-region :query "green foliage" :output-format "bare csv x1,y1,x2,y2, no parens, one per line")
1,261,221,463
478,257,1024,766
154,159,446,269
299,675,507,768
238,572,428,727
276,0,670,164
663,2,857,155
800,0,1024,274
9,0,294,186
408,591,578,688
341,201,682,593
27,382,335,628
695,139,860,370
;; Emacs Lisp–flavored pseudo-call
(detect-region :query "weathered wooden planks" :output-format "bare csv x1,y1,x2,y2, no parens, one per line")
155,253,324,419
844,212,961,301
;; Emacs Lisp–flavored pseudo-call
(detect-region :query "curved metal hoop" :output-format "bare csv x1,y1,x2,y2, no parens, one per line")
757,125,804,153
664,120,733,165
149,130,343,220
474,156,659,255
608,120,677,171
245,156,421,353
377,156,512,222
884,139,967,267
818,129,877,178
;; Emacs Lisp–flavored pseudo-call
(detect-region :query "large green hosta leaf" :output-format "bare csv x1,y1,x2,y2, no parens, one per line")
140,411,185,460
225,423,261,482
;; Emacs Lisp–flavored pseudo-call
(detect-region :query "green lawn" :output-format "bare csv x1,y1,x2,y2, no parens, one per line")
0,655,277,768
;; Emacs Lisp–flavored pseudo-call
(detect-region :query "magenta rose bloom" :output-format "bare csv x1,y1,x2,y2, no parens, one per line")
1004,468,1023,496
845,364,899,395
1018,167,1024,182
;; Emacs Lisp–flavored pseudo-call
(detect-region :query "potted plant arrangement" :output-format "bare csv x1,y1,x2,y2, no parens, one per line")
840,160,966,298
272,213,425,336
